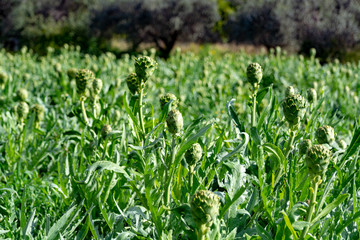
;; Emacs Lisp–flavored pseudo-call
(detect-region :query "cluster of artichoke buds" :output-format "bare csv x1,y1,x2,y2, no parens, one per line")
126,56,157,95
305,144,331,179
75,69,95,98
191,190,220,238
166,109,183,135
32,104,45,128
160,93,179,110
185,143,202,167
316,125,335,144
282,94,307,128
0,71,8,89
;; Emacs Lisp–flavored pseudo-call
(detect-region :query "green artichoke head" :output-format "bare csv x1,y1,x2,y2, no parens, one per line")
32,104,45,122
160,93,179,110
75,69,95,97
282,94,307,127
307,88,317,103
126,73,141,95
166,109,183,135
134,56,157,82
305,144,331,179
16,88,28,102
91,78,103,98
191,190,220,229
316,125,335,144
246,62,262,86
185,143,202,166
299,139,311,156
15,101,29,121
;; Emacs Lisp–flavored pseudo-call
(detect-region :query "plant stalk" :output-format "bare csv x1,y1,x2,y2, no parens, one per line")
139,88,145,136
300,179,319,240
81,99,89,125
164,136,176,205
251,85,257,128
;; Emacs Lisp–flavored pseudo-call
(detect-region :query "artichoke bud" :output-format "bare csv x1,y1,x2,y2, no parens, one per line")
16,88,28,102
166,109,183,135
0,71,8,89
185,143,202,166
134,56,157,82
191,190,220,232
299,139,311,156
32,104,45,123
307,88,317,103
126,73,141,95
316,125,335,144
282,94,307,127
16,101,29,121
67,68,77,79
55,63,62,73
91,78,103,98
101,124,112,139
246,62,262,86
160,93,179,110
285,86,295,97
305,144,331,179
75,69,95,97
112,109,121,123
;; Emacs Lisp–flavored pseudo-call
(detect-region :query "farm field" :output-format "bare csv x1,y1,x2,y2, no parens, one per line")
1,46,360,239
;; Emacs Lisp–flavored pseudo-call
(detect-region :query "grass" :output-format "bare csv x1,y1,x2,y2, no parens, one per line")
0,45,360,239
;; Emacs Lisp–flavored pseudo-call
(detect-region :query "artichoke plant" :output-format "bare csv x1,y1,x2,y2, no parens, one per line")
316,125,335,144
32,104,45,128
126,73,140,95
75,69,95,97
91,78,103,99
246,62,262,86
134,56,157,82
16,88,28,102
185,143,202,167
305,144,331,179
160,93,179,110
15,101,29,123
282,94,307,128
166,109,183,135
307,88,317,103
299,139,312,156
191,190,220,240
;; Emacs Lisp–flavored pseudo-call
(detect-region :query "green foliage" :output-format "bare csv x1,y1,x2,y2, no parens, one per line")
0,46,360,239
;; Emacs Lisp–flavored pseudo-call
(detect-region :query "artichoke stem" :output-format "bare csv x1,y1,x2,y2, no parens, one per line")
165,136,177,205
251,85,258,128
285,129,296,160
300,178,320,240
81,99,89,125
139,87,145,138
196,224,210,240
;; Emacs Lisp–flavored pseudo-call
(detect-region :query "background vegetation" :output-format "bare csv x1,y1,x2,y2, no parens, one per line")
1,0,360,61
